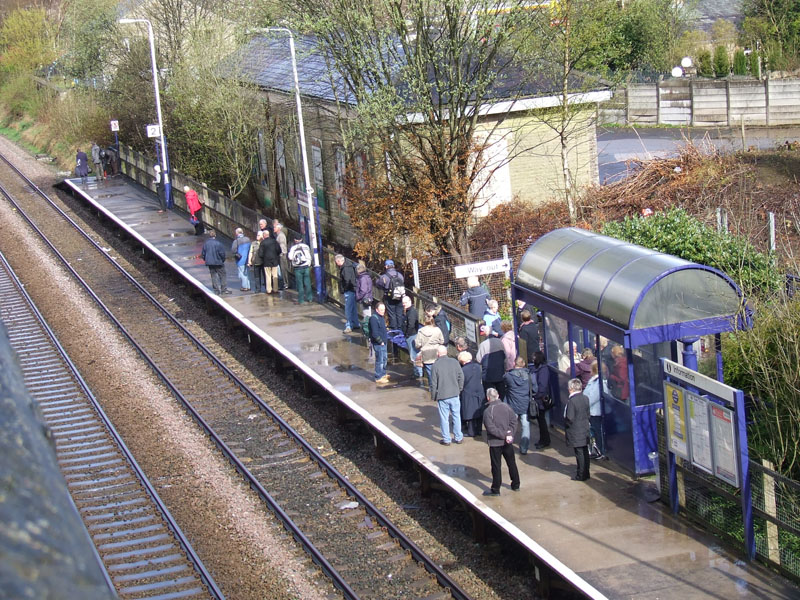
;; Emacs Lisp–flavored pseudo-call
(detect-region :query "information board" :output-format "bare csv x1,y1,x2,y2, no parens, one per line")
686,391,713,474
664,382,689,459
711,403,739,487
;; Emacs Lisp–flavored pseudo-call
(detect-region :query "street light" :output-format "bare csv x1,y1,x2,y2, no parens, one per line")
249,27,323,302
118,18,171,209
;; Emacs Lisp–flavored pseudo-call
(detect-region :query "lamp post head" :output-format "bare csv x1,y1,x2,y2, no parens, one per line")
681,56,693,69
671,66,684,78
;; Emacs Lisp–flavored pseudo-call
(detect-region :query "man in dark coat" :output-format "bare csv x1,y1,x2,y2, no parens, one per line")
430,304,450,345
475,325,506,398
375,259,404,330
517,309,540,363
336,253,359,333
458,351,484,437
460,275,490,317
531,351,552,449
482,387,519,496
258,230,281,293
369,302,389,384
565,378,591,481
503,356,532,454
200,230,231,295
430,346,464,445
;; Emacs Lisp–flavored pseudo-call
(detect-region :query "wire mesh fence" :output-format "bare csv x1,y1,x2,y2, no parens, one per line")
655,413,800,581
413,243,529,319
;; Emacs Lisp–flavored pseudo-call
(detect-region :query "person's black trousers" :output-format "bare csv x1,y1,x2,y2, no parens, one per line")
489,443,520,493
574,445,590,480
536,410,550,446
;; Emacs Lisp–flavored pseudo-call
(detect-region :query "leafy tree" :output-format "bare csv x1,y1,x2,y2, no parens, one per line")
713,45,730,77
0,7,55,77
287,0,542,262
697,48,713,77
742,0,800,69
523,0,622,224
723,298,800,479
600,207,782,298
733,49,748,76
166,29,269,200
612,0,696,72
56,0,118,80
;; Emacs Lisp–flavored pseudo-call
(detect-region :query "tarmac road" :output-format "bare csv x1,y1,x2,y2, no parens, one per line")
597,125,800,184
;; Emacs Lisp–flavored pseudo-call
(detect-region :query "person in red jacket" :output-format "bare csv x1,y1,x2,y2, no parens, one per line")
184,185,204,235
608,345,629,402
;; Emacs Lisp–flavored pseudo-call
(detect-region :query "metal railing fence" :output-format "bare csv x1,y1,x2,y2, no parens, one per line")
118,145,484,349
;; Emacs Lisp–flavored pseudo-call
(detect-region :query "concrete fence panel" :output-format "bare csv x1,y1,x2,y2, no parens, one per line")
627,84,658,125
600,76,800,128
768,79,800,125
728,79,768,125
691,81,728,127
659,79,691,126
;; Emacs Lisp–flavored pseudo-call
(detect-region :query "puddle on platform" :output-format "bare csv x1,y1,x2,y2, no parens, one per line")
443,465,467,477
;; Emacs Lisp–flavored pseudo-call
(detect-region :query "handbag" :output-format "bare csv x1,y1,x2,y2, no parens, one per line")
234,252,242,261
541,394,554,411
527,375,539,418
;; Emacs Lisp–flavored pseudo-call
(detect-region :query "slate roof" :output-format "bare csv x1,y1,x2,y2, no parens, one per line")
234,34,356,104
231,33,607,110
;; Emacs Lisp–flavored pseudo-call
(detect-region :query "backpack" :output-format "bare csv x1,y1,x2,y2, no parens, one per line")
387,273,405,300
292,245,309,267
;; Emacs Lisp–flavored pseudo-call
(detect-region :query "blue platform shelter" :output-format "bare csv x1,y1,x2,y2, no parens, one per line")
513,228,750,474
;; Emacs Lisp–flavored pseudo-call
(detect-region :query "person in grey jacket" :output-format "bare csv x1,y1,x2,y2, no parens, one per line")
482,387,519,496
565,378,591,481
200,230,231,295
430,346,464,445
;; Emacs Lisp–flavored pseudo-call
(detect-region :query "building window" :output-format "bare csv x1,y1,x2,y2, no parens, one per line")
312,139,325,209
334,146,347,211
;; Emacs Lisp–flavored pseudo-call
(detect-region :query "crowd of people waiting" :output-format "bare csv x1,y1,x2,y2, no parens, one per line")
199,222,603,492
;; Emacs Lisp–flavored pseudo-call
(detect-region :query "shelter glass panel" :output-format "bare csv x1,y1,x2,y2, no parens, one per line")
632,342,672,405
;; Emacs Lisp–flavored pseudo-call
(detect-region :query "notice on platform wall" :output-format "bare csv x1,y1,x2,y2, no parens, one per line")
686,391,713,475
711,404,739,487
664,382,689,459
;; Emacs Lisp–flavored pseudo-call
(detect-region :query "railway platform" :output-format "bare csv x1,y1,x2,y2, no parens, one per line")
63,175,798,599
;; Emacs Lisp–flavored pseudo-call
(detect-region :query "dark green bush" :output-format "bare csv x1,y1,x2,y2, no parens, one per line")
713,45,730,77
600,207,782,298
697,49,713,77
733,49,748,75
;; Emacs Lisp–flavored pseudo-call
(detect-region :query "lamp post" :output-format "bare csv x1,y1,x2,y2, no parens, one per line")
119,18,171,209
250,27,323,302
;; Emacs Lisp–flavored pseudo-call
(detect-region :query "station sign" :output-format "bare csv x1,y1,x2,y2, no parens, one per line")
110,120,119,132
454,258,510,279
662,359,740,488
146,124,161,138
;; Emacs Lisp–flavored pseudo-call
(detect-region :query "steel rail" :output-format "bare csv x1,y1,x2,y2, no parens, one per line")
0,248,224,599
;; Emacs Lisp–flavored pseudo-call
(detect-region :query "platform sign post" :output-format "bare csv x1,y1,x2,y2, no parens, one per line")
110,120,119,148
661,358,753,560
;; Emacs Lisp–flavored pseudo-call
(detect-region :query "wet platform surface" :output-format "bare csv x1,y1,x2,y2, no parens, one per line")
65,176,799,599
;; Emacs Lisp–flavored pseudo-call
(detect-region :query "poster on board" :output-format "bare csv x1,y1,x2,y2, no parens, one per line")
711,403,739,487
686,391,713,474
664,382,689,459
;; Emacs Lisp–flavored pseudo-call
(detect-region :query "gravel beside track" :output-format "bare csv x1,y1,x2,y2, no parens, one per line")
0,251,218,599
0,136,537,599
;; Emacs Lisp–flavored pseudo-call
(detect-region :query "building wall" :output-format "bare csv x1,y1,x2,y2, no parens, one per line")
256,90,601,244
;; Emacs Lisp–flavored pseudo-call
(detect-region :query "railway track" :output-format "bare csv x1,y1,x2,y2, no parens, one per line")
0,156,471,598
0,250,221,600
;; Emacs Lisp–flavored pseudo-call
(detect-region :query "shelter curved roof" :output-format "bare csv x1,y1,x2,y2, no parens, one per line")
515,228,747,344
